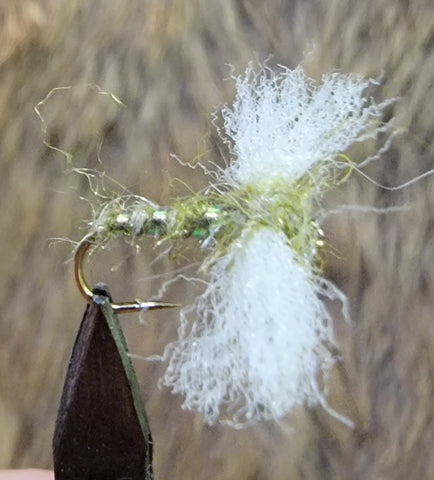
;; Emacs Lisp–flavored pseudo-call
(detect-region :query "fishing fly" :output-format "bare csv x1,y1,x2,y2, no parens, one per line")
74,65,394,428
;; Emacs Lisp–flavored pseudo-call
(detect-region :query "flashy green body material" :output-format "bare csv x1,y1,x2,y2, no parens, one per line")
91,175,327,271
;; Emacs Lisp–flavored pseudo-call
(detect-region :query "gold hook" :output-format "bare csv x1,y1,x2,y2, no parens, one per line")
74,233,181,314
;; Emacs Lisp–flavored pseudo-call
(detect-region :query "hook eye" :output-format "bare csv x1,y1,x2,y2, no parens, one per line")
74,233,181,314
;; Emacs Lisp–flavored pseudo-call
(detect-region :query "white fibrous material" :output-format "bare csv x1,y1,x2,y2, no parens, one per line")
159,65,390,427
163,227,338,426
219,66,388,185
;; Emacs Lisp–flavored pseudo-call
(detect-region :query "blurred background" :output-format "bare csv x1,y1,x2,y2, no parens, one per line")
0,1,433,478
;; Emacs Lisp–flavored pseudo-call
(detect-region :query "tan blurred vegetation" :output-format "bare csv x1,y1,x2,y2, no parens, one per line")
0,0,433,478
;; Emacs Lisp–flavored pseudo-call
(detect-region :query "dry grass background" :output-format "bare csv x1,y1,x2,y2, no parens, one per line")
0,0,433,478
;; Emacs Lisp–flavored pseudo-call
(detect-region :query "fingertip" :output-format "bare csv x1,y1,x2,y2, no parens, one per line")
0,469,54,480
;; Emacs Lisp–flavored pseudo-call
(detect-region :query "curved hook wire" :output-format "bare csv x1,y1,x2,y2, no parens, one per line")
74,233,181,314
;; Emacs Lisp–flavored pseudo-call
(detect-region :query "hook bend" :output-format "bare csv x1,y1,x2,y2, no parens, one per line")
74,233,181,314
